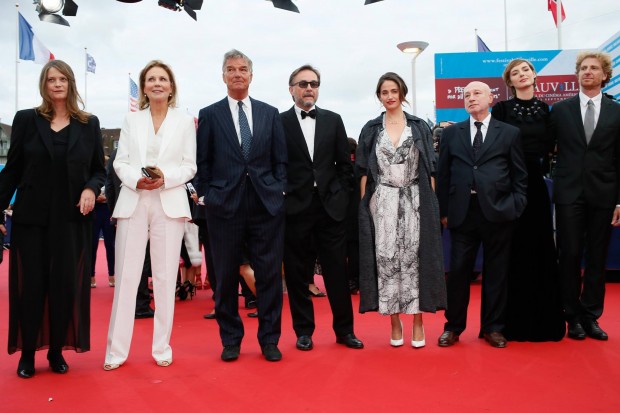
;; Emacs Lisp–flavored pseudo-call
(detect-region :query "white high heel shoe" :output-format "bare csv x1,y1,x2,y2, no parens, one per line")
390,321,404,347
412,326,426,348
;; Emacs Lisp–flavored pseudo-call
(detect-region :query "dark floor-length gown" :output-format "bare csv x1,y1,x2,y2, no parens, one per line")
492,97,566,341
8,126,92,354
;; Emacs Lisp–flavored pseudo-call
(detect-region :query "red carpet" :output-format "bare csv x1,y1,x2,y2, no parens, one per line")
1,241,620,412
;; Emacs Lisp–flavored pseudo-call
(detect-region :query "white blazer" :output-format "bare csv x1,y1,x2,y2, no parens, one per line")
113,107,197,219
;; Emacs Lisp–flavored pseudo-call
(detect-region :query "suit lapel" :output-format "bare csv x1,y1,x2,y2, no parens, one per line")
34,113,54,158
157,108,181,162
313,107,326,161
590,97,612,144
218,98,243,157
456,121,474,160
476,117,501,161
568,95,588,145
138,109,150,166
284,106,312,162
67,117,82,153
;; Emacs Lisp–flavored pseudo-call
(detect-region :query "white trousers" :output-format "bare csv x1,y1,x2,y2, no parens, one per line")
105,189,185,364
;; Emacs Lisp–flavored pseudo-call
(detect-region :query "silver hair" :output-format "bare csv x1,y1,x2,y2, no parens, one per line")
222,49,253,73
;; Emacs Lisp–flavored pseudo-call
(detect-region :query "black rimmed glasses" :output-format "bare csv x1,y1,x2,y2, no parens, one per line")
291,80,320,89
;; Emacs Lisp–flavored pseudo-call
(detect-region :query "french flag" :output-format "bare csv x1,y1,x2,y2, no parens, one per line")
18,13,54,64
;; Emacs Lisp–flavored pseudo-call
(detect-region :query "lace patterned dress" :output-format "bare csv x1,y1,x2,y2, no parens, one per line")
369,115,421,315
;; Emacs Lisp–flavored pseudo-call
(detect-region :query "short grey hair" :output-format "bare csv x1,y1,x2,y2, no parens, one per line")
222,49,253,73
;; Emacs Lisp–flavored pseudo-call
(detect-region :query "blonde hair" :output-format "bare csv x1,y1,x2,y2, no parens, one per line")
575,51,613,87
138,60,178,110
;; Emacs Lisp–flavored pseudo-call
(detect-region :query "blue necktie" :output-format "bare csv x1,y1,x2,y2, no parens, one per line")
238,101,252,159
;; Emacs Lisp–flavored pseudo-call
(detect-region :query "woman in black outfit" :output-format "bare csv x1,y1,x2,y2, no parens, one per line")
491,58,565,341
0,60,105,377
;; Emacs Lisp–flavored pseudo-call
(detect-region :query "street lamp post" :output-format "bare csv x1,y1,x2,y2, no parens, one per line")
397,41,429,116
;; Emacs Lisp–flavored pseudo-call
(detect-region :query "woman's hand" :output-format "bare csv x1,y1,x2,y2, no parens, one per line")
136,166,165,191
77,188,96,215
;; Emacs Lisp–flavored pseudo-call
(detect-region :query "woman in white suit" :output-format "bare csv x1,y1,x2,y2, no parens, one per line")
104,60,197,370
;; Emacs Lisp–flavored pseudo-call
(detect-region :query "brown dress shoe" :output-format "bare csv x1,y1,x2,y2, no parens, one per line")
483,332,507,348
438,331,459,347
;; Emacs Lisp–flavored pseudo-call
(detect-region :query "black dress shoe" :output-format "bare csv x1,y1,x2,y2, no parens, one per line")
221,345,240,362
245,297,257,309
261,344,282,362
582,320,608,341
438,331,459,347
483,332,507,348
203,312,216,319
336,333,364,349
247,311,258,318
47,352,69,374
17,359,35,379
135,309,155,319
567,322,586,340
296,335,313,351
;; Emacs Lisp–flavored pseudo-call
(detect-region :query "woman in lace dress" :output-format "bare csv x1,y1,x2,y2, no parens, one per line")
357,72,446,348
491,59,565,341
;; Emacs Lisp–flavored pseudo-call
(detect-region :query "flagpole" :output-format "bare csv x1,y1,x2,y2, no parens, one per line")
15,2,20,113
84,47,88,110
474,28,478,52
503,0,508,50
557,0,563,49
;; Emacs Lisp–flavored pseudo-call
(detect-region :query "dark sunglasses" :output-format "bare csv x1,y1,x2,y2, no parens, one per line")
291,81,320,89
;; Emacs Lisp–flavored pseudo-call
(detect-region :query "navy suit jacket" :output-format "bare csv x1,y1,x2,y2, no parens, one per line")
437,116,528,228
280,106,353,221
550,94,620,208
195,97,287,219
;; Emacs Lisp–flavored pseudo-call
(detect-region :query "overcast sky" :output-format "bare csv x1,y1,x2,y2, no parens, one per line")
0,0,619,137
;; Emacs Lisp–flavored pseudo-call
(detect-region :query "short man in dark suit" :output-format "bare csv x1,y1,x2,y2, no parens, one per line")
551,51,620,341
195,49,287,362
280,65,363,351
437,81,528,348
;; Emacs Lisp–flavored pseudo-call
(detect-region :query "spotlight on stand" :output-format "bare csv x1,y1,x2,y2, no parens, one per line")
157,0,203,20
267,0,299,13
34,0,78,27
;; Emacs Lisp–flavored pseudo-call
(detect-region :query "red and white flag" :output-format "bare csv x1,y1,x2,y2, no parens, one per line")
548,0,566,27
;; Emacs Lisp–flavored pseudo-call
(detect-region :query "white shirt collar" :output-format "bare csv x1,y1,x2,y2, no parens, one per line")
579,91,602,106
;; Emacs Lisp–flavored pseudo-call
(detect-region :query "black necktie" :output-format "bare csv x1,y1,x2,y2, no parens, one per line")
301,109,316,119
473,121,483,157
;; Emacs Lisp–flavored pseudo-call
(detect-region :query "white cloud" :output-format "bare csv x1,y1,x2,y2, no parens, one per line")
0,0,618,137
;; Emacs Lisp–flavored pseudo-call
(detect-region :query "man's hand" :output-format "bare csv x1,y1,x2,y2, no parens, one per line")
612,206,620,226
441,217,448,228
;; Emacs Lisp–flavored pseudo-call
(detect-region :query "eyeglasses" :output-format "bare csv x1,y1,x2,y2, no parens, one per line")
291,81,320,89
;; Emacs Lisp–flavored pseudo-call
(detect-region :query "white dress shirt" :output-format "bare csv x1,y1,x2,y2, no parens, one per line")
469,113,491,144
294,105,316,160
579,91,602,128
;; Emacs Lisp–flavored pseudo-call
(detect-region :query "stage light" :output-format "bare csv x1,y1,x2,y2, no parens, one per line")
35,0,78,26
267,0,299,13
157,0,203,20
365,0,385,4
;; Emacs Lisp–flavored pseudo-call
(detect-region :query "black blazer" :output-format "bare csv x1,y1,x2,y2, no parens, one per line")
550,94,620,208
437,116,528,228
105,148,122,214
195,97,287,219
0,109,105,226
280,106,353,221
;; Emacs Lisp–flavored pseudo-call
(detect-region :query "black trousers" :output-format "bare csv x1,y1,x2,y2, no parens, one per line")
556,199,614,322
283,192,354,337
445,197,514,334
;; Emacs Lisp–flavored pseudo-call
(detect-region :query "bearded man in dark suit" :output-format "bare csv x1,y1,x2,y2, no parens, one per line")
280,65,363,351
551,51,620,341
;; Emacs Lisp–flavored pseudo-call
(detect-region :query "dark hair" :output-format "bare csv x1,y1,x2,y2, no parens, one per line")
502,59,536,96
36,60,89,123
288,64,321,86
575,51,613,87
375,72,409,105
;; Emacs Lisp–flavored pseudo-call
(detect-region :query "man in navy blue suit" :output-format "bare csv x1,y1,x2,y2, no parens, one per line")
195,49,287,362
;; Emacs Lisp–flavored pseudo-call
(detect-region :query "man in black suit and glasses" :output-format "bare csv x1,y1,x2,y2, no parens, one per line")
280,65,363,351
551,51,620,341
195,49,287,362
437,81,527,348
